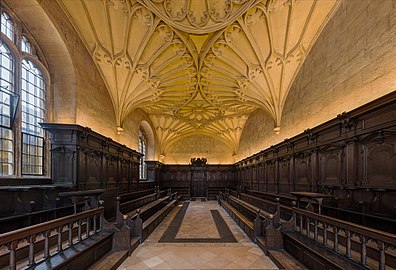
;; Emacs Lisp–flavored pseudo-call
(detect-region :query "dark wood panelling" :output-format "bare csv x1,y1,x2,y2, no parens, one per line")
41,123,143,192
235,92,396,219
160,164,235,199
40,124,151,219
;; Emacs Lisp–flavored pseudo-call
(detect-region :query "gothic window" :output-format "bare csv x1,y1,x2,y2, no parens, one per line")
21,36,31,54
0,42,14,175
0,8,49,176
139,129,147,180
1,12,13,42
21,60,45,174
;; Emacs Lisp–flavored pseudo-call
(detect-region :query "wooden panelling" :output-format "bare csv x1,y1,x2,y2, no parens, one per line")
40,124,152,219
160,164,235,198
41,123,143,193
235,92,396,219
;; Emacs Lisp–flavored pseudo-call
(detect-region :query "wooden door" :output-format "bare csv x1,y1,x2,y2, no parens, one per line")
190,167,207,197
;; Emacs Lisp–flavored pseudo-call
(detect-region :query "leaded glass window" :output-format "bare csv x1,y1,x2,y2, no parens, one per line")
1,12,14,42
21,36,31,54
139,129,147,180
0,42,14,175
21,60,45,175
0,4,49,177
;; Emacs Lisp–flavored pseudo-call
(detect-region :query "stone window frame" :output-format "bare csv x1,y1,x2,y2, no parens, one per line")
0,4,50,178
139,128,148,180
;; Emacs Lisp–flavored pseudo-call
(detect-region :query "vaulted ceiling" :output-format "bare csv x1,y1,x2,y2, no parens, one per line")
58,0,339,154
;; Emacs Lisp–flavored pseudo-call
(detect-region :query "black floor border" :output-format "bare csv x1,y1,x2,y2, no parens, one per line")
158,201,237,243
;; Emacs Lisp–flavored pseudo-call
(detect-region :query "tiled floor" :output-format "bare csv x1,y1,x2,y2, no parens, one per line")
176,202,220,239
118,200,278,270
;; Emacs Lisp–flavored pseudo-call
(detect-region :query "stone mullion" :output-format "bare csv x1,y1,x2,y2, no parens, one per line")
13,19,23,177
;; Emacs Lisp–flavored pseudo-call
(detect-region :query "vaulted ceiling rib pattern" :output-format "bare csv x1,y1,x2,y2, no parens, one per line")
58,0,339,156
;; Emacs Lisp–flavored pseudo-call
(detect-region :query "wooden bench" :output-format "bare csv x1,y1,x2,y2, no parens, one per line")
142,198,179,241
239,193,293,222
118,189,155,204
117,191,180,242
118,193,158,215
162,187,189,200
0,210,90,269
0,204,111,270
219,191,304,269
244,189,295,205
90,192,181,269
259,205,396,270
207,187,232,200
220,198,255,240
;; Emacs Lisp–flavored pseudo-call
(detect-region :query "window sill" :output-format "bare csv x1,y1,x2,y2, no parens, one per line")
0,176,52,186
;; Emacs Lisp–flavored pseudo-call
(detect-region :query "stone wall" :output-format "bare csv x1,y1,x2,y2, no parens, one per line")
238,0,396,160
164,135,234,164
6,0,158,156
8,0,396,164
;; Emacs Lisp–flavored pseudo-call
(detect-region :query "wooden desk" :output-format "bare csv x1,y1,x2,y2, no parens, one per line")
290,192,334,214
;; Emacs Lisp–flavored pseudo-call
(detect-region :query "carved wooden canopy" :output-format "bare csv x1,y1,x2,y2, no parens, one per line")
58,0,340,154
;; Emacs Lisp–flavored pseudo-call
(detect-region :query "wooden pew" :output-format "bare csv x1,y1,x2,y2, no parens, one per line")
0,188,106,234
207,187,233,200
0,201,114,270
286,207,396,270
245,189,396,234
90,191,181,270
0,203,84,234
219,190,306,269
218,191,278,245
238,190,396,269
114,189,180,244
162,187,189,200
118,188,156,204
220,195,255,240
142,192,180,241
118,193,158,216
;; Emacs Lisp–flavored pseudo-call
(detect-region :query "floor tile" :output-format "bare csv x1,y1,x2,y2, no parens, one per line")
118,201,278,270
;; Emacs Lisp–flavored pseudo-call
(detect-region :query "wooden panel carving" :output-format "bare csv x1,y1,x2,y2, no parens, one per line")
363,141,396,187
279,157,291,194
319,146,344,186
295,153,310,191
41,123,143,193
234,93,396,218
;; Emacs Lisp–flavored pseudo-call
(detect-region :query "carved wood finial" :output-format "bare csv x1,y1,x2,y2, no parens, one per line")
190,157,208,166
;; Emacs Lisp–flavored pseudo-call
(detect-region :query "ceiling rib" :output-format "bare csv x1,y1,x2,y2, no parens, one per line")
57,0,340,155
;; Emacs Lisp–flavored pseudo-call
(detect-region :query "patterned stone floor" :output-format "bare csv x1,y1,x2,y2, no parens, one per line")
118,200,278,270
176,202,220,239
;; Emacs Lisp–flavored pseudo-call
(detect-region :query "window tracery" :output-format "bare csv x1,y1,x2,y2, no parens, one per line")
0,8,49,176
139,129,147,180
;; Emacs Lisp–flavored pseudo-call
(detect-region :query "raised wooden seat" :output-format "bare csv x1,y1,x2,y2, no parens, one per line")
220,199,254,240
239,193,293,221
119,193,157,215
284,231,366,270
118,189,155,203
142,199,178,241
0,221,89,268
163,187,189,200
89,250,128,270
0,203,85,234
31,232,113,270
0,205,108,270
128,195,171,220
267,249,308,270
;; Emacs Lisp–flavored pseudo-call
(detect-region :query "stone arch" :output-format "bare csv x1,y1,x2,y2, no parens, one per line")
5,0,77,123
139,120,155,160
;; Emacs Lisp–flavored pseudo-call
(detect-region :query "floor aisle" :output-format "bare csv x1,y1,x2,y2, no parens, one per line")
118,200,278,270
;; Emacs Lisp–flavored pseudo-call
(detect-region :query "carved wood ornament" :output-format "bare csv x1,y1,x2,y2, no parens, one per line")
58,0,339,155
